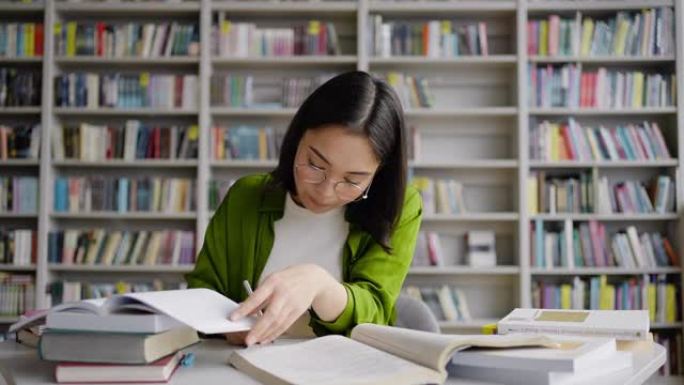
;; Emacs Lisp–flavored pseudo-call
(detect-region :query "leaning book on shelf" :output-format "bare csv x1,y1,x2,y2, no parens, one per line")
229,323,563,385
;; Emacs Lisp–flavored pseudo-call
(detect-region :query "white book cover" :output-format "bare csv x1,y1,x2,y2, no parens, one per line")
498,308,649,340
451,336,623,373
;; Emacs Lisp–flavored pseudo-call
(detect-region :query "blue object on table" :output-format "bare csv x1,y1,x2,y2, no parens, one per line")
180,352,195,367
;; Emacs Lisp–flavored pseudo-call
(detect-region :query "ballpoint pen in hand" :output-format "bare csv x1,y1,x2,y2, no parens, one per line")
242,280,264,317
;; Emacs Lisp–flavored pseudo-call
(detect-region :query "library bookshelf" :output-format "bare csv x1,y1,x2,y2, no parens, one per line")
0,0,682,377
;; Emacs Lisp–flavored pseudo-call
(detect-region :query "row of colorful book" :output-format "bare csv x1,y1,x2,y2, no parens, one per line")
52,121,199,161
412,230,497,268
0,68,41,107
368,16,490,57
404,285,472,322
209,73,333,108
527,171,594,214
532,275,680,324
529,119,671,161
213,17,341,57
531,220,679,269
53,176,196,213
596,175,675,214
55,72,198,109
412,177,466,215
0,22,44,58
0,229,35,266
527,8,675,57
212,125,283,161
0,124,40,160
55,21,199,57
529,65,675,108
0,176,38,214
0,273,34,317
48,229,195,266
384,71,433,108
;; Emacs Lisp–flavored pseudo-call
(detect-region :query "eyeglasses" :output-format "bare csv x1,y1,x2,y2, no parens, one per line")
295,163,374,202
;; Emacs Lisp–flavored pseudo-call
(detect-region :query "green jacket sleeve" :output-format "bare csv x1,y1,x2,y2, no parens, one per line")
310,187,423,335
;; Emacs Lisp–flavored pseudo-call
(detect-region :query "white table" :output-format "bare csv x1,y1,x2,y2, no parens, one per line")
0,339,667,385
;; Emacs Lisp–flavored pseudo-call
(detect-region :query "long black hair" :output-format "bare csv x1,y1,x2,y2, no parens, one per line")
271,71,407,253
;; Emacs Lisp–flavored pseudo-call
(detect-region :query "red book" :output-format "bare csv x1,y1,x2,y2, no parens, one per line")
662,238,679,266
154,126,161,159
96,22,105,56
34,24,44,56
55,351,184,384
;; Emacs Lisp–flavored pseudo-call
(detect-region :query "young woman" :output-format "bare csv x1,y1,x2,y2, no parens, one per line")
186,71,422,346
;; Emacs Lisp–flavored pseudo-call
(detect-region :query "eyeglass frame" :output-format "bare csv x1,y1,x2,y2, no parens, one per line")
294,162,376,202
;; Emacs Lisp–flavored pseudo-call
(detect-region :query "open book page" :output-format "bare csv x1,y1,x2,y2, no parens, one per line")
229,335,444,385
351,323,564,373
115,288,255,334
8,298,108,333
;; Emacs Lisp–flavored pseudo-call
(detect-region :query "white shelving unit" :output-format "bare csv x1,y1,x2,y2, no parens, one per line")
0,0,682,376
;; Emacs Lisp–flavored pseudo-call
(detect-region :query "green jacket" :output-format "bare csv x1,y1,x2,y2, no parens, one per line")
185,173,422,336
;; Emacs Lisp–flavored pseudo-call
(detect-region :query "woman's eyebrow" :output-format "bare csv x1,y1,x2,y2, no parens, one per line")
308,145,374,176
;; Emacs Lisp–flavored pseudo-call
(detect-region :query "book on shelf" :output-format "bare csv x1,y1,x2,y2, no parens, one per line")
210,73,334,108
528,8,675,57
529,119,671,162
531,220,678,269
403,285,472,323
0,229,36,266
498,308,650,341
596,175,675,214
466,230,496,268
0,124,40,160
531,274,680,325
383,71,433,108
47,279,188,307
450,335,632,385
412,231,444,267
48,229,195,267
368,15,489,58
213,17,342,57
52,121,198,161
528,65,676,109
0,176,38,214
229,323,563,385
55,72,198,109
528,171,593,214
11,288,255,337
55,350,185,384
53,176,196,213
0,22,44,58
54,21,199,58
654,331,682,376
212,125,282,161
0,273,35,317
0,68,41,107
412,177,466,215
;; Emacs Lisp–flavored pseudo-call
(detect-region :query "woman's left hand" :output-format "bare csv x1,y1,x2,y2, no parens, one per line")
229,263,332,346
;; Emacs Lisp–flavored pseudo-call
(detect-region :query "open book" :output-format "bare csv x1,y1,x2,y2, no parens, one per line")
229,323,566,385
9,288,254,335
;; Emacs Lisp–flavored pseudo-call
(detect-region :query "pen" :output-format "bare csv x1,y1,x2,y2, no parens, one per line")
242,280,264,317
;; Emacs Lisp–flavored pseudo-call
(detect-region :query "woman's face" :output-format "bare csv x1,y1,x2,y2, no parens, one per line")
293,126,380,213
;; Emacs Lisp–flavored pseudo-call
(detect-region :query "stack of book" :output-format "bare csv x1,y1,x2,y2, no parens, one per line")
404,285,472,322
412,177,467,215
384,71,433,108
0,176,38,214
0,22,45,58
212,125,283,161
0,229,36,266
0,273,34,317
0,68,41,107
449,308,649,384
9,289,253,383
0,124,41,159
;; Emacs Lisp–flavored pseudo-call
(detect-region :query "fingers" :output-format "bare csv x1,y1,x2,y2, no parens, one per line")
230,284,272,321
245,299,285,346
260,309,301,344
